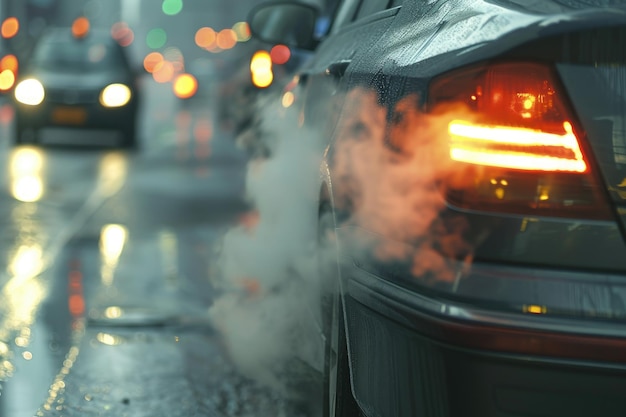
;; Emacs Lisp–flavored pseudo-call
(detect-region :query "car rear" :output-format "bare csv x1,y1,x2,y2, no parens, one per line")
337,11,626,417
13,29,138,147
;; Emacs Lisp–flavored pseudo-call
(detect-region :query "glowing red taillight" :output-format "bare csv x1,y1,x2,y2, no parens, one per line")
429,62,611,220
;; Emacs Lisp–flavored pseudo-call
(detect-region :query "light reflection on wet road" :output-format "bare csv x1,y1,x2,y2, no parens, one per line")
0,78,315,416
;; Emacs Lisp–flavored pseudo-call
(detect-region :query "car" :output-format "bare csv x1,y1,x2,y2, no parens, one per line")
12,25,140,148
248,1,626,416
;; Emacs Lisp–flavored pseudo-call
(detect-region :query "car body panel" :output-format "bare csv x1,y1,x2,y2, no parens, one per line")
345,276,626,417
252,0,626,415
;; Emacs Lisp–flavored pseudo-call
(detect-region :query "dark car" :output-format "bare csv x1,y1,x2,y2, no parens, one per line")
248,1,626,416
12,27,140,148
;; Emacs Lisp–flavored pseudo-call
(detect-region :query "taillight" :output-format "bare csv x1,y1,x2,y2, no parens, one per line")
429,62,612,220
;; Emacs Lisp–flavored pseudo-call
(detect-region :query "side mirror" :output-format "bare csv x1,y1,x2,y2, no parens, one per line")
248,1,319,50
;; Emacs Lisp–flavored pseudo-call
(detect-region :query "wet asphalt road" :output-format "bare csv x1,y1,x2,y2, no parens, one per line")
0,79,319,417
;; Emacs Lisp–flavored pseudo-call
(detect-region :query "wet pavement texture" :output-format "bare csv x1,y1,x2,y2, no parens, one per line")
36,326,310,417
0,85,321,417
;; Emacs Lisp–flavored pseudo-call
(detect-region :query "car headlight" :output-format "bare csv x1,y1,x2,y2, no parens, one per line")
14,79,45,106
100,83,132,108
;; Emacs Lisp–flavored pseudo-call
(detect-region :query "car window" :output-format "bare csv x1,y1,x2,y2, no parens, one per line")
32,38,124,71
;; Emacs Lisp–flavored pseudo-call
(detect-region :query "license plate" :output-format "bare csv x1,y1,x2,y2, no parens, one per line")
51,107,87,125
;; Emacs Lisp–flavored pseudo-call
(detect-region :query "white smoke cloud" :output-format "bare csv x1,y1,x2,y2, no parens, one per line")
209,93,325,397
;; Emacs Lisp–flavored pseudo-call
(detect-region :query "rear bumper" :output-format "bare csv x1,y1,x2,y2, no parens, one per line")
343,264,626,417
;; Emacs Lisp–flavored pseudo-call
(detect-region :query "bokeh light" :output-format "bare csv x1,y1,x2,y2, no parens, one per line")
282,91,295,108
111,22,134,47
143,52,164,73
100,84,132,108
1,54,18,74
250,50,272,73
195,27,216,49
0,54,18,90
232,22,251,42
15,79,45,106
252,71,273,88
10,147,45,203
250,50,273,88
270,45,291,65
163,47,184,72
146,28,167,49
152,61,175,83
1,17,19,39
162,0,183,15
173,73,198,99
0,70,15,92
216,29,237,50
71,17,90,38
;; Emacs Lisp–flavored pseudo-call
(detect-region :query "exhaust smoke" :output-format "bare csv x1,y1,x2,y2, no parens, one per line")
209,85,476,406
209,95,326,396
332,90,475,284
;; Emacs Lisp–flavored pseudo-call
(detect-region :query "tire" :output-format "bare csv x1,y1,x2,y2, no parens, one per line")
319,205,361,417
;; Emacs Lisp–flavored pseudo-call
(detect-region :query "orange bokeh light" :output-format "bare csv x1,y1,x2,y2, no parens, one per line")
1,54,18,73
72,17,90,38
152,61,175,83
216,29,237,50
1,17,19,39
69,294,85,316
173,73,198,99
143,52,164,73
195,27,216,49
